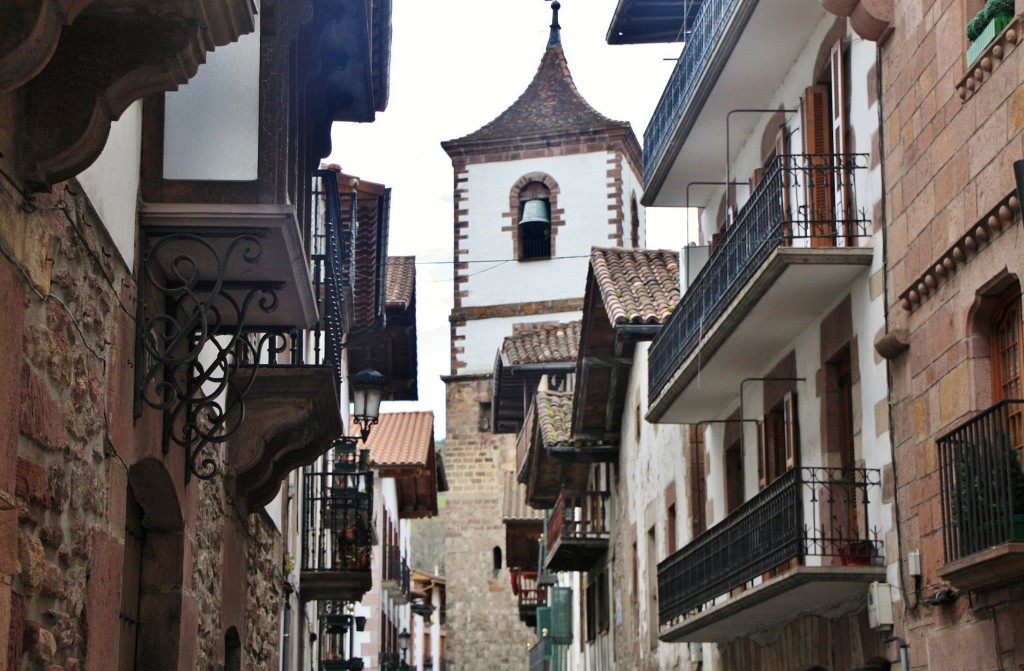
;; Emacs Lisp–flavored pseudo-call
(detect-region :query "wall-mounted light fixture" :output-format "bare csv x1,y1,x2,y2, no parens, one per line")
351,363,385,441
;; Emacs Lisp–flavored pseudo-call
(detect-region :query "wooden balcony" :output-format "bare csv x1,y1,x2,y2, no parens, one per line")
545,490,610,572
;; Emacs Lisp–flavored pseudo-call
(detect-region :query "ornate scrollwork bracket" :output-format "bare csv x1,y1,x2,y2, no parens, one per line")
133,227,283,482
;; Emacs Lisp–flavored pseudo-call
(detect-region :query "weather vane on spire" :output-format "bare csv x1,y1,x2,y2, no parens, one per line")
546,0,562,48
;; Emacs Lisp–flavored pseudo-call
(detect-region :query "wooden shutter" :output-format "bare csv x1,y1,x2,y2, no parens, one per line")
783,391,800,470
830,39,851,244
803,85,834,246
776,126,792,228
757,420,768,490
689,425,707,537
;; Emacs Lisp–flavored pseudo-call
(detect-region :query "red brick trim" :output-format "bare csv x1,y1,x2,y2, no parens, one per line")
607,154,625,246
443,127,644,186
450,298,584,324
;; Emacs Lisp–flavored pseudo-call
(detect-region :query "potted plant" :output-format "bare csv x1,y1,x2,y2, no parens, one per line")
967,0,1016,65
838,539,876,566
952,432,1024,553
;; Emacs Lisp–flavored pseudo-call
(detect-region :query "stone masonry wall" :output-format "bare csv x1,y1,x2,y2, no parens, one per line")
882,3,1024,669
442,376,535,670
0,176,286,671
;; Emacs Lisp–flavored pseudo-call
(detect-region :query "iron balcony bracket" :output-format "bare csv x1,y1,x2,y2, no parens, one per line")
133,227,283,483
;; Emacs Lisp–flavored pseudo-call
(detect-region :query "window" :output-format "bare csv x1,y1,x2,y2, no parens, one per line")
518,182,551,260
646,526,658,650
757,391,799,489
666,504,677,555
991,285,1023,451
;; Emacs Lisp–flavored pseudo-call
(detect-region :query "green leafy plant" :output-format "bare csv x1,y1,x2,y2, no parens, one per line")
967,7,990,41
986,0,1016,18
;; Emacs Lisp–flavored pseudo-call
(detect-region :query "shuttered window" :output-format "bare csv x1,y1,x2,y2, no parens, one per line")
992,287,1024,452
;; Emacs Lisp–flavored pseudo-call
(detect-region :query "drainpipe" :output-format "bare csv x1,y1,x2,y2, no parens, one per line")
724,108,797,218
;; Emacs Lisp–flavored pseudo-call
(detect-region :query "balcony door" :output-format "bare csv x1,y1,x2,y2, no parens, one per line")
803,40,849,247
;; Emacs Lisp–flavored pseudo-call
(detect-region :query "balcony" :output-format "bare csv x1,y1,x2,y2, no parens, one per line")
642,0,828,204
937,400,1024,591
545,490,610,572
382,544,412,604
513,571,548,627
135,170,353,493
647,154,872,424
658,467,883,642
301,454,375,602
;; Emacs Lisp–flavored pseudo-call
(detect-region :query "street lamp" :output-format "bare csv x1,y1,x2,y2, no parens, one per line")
398,628,411,669
351,363,385,441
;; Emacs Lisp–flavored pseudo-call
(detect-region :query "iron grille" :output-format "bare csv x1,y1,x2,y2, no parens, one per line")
648,153,870,402
937,399,1024,562
657,466,881,625
302,449,374,574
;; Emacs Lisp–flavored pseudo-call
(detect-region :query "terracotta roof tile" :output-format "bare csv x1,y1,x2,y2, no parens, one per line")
358,411,434,468
590,247,680,326
502,471,544,521
386,256,415,306
536,390,574,446
502,321,581,366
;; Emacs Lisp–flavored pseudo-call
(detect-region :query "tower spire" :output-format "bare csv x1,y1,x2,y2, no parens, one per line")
547,1,561,48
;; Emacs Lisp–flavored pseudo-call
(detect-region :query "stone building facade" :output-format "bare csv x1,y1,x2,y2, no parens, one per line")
438,6,645,668
0,2,394,670
880,1,1024,668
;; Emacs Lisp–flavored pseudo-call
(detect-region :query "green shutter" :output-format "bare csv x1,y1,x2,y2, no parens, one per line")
550,586,572,644
536,606,552,641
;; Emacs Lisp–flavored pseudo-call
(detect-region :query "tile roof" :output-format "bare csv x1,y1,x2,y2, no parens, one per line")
536,390,574,446
590,247,680,326
386,256,415,306
442,33,628,148
358,411,434,468
502,471,544,522
501,321,581,366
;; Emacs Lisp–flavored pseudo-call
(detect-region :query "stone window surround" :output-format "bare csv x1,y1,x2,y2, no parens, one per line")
503,173,563,261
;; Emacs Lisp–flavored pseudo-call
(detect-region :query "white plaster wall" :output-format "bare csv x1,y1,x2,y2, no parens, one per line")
456,310,582,375
78,100,142,268
460,151,618,307
163,9,260,181
616,343,692,669
698,20,879,248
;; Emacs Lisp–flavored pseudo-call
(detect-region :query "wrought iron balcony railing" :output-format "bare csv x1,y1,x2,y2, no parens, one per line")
657,466,881,626
938,399,1024,562
302,456,374,575
382,543,411,600
643,0,745,183
648,153,869,402
546,490,610,554
243,169,357,389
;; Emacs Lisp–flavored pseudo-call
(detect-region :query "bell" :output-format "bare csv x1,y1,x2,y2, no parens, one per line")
520,199,550,225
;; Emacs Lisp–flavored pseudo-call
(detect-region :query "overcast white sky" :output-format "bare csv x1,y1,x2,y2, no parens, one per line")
327,0,689,438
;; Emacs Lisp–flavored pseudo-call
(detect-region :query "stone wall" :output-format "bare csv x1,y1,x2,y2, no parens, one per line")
442,375,535,670
0,177,286,671
882,3,1024,669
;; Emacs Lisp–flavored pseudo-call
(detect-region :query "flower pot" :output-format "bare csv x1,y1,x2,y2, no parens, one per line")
968,13,1013,65
838,540,875,566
